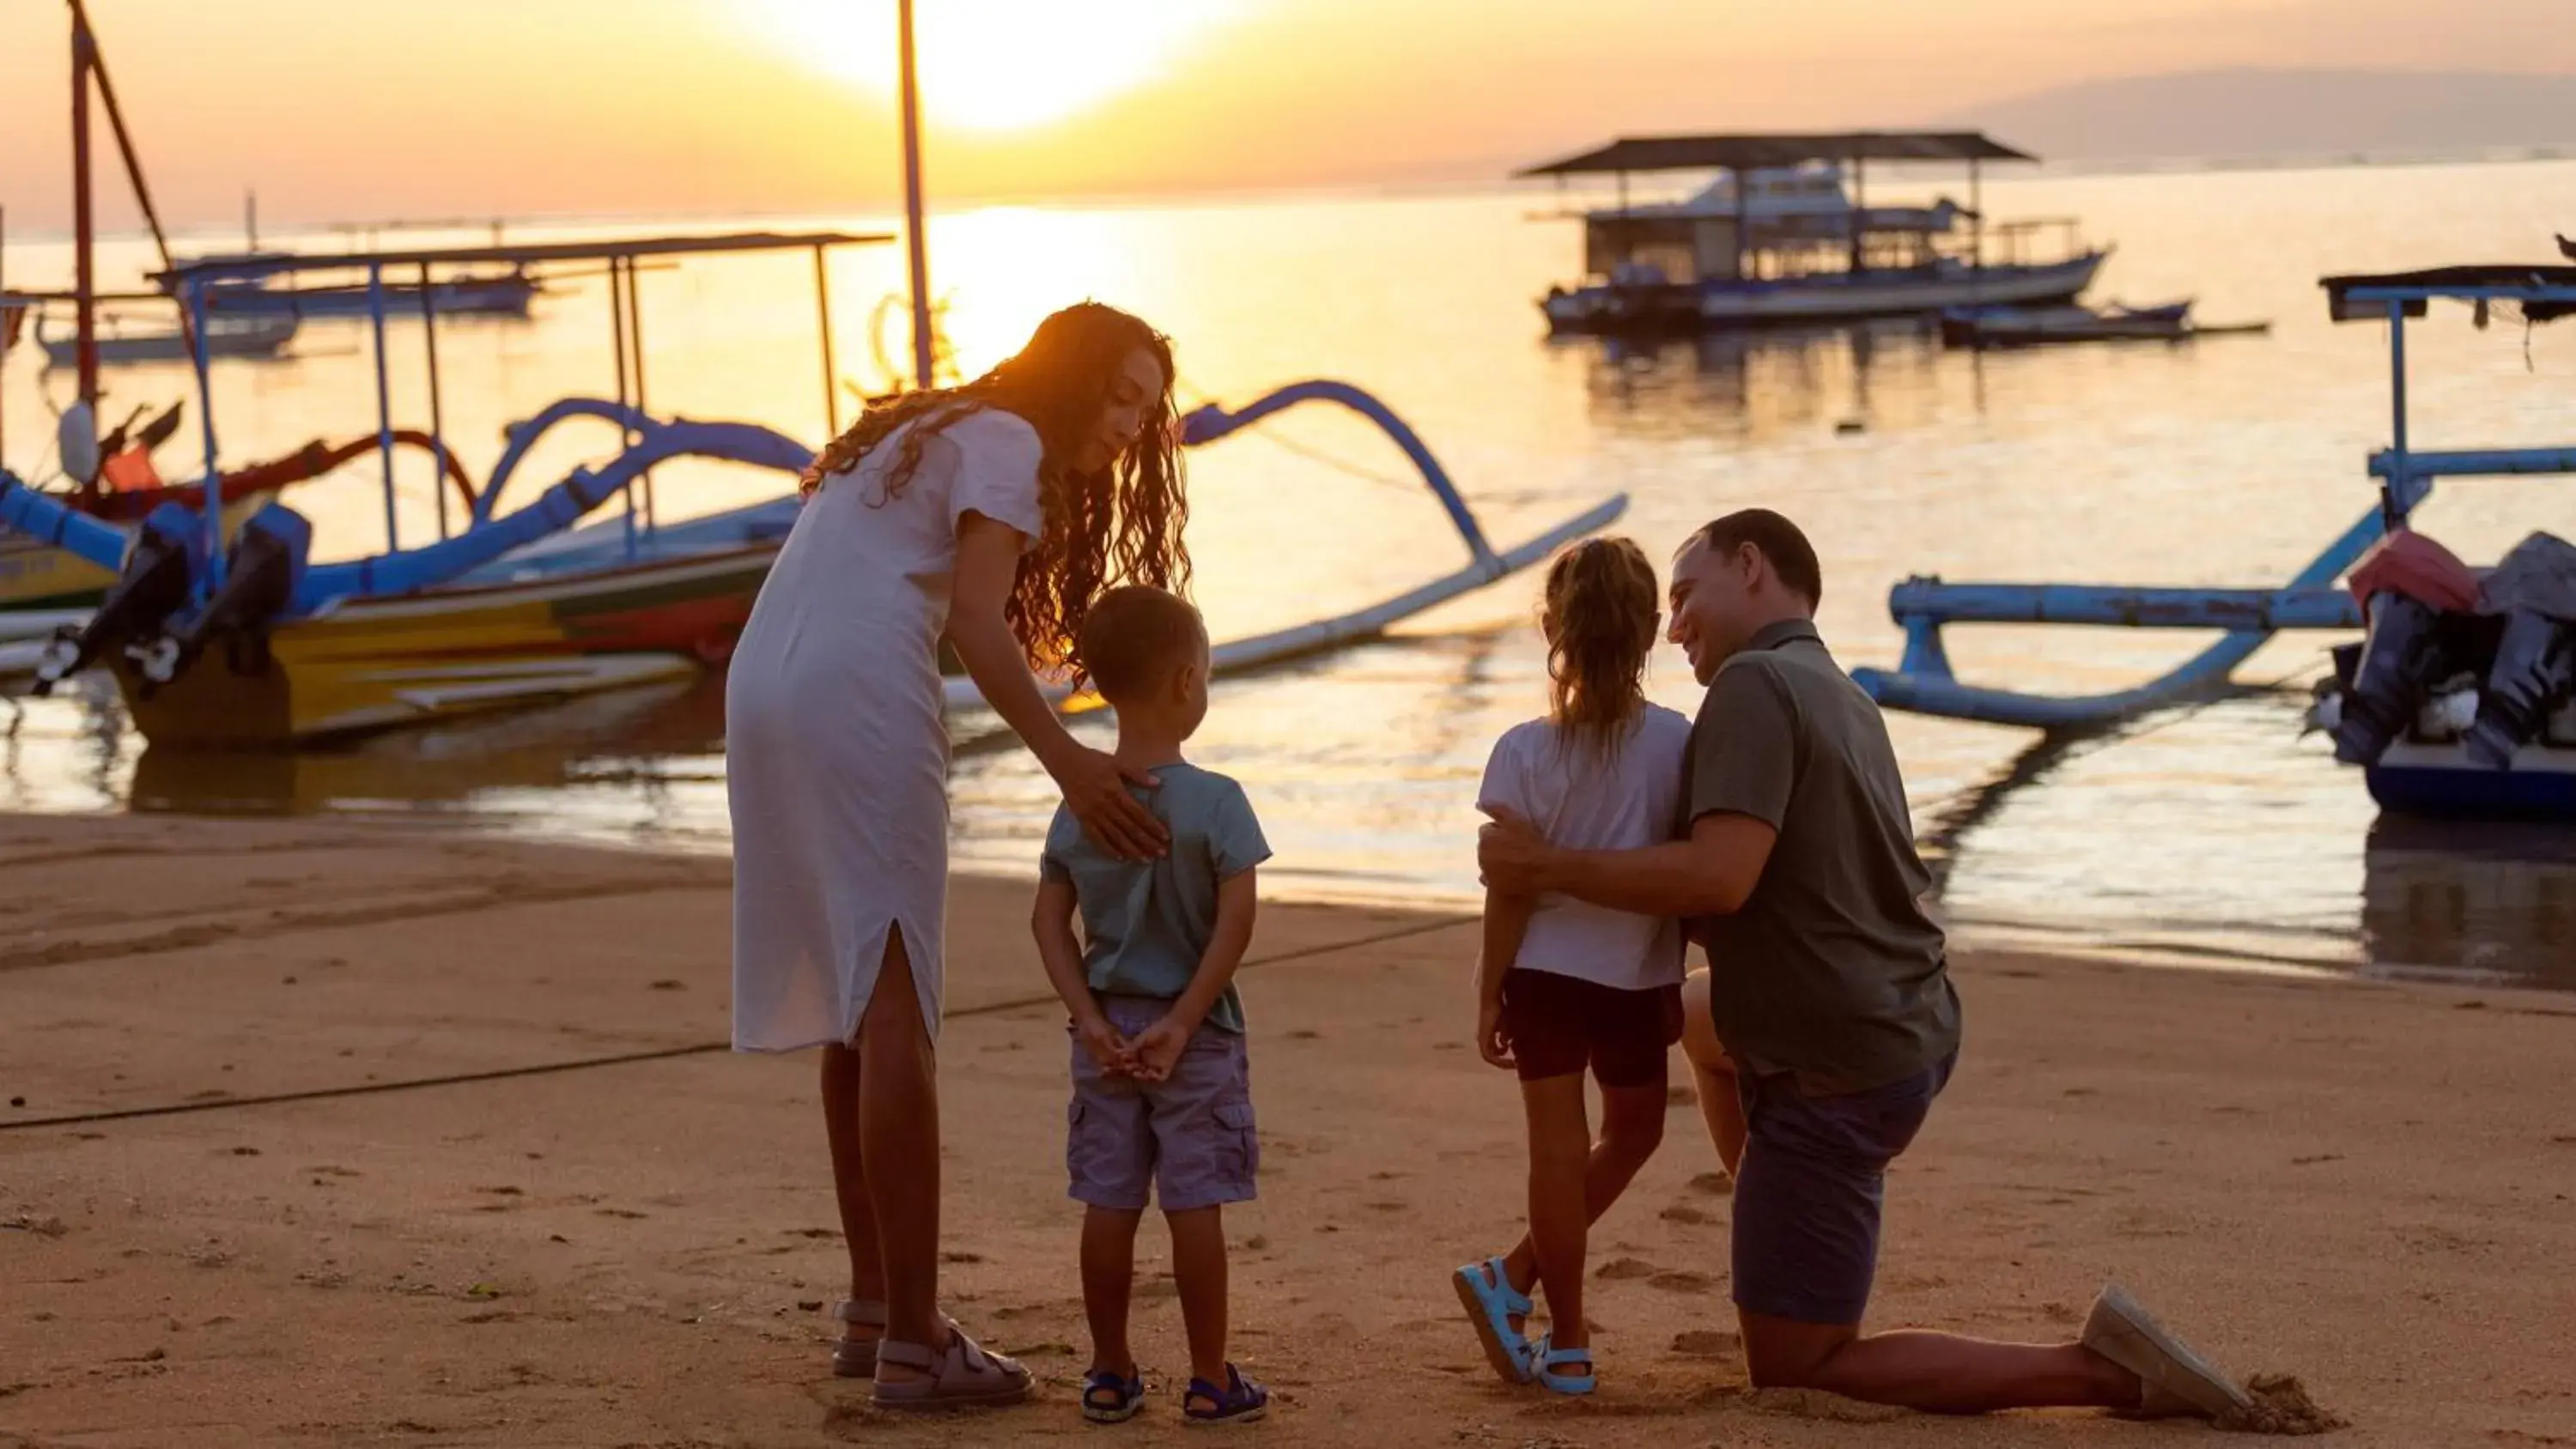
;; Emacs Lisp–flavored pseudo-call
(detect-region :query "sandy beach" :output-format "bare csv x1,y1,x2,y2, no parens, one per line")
2,809,2572,1447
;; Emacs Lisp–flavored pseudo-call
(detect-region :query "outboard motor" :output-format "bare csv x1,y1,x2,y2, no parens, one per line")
2332,594,2450,765
32,502,203,696
130,504,313,696
2464,609,2574,769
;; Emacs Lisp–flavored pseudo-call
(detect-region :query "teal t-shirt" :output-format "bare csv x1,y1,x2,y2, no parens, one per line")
1039,761,1271,1034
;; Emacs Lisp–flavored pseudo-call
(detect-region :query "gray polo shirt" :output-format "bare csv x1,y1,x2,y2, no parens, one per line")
1680,619,1959,1095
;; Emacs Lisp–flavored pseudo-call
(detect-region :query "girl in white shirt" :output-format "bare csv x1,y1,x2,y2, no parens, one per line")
1451,536,1690,1397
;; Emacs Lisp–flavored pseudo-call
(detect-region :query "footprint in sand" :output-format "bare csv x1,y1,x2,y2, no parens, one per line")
1661,1203,1716,1226
1670,1328,1739,1359
1595,1258,1656,1281
1744,1386,1910,1423
1687,1172,1733,1195
1649,1270,1716,1294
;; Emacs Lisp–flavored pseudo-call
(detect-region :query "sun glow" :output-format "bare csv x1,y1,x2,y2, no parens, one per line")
747,0,1249,132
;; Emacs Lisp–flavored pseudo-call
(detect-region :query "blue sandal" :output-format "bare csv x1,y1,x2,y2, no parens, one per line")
1081,1367,1145,1424
1450,1256,1536,1384
1532,1335,1595,1397
1182,1363,1269,1426
1453,1261,1525,1379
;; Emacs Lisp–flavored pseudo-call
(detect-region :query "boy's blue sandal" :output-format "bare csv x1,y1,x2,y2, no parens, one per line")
1451,1256,1536,1384
1182,1364,1269,1425
1082,1368,1146,1424
1531,1335,1595,1396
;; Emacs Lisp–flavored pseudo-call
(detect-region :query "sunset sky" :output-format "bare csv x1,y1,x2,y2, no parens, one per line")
2,0,2572,233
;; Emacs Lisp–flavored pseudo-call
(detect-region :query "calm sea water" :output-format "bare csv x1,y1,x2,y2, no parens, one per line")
5,161,2574,990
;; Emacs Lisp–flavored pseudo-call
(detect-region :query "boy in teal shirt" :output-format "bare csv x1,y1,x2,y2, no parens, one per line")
1032,585,1270,1428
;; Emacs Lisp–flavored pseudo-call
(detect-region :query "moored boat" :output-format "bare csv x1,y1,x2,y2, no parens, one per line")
1520,131,2110,335
1852,257,2576,822
34,306,297,365
1937,300,2269,349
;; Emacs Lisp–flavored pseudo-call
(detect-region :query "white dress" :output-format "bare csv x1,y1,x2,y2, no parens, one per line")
727,409,1044,1052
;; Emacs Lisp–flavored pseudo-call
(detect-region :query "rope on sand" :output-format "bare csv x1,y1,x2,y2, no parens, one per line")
0,914,1477,1134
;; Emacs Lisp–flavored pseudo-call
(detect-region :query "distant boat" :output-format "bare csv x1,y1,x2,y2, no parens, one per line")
33,307,297,366
1938,299,2270,349
171,252,539,320
1520,131,2110,334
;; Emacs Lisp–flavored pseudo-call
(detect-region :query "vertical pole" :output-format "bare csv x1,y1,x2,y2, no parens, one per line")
1731,167,1748,282
1968,159,1983,274
815,244,840,434
1849,152,1868,275
897,0,936,390
2386,300,2410,529
419,261,448,539
368,264,398,553
624,254,653,536
610,256,635,555
191,282,222,590
70,10,100,419
246,189,258,251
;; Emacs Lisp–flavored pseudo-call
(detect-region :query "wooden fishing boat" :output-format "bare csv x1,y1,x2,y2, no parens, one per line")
114,541,776,746
1853,258,2576,822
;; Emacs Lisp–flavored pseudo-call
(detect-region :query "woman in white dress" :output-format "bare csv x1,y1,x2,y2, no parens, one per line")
727,302,1188,1409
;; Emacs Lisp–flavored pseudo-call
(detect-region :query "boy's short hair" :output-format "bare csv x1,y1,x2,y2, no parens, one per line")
1078,585,1206,701
1689,507,1823,608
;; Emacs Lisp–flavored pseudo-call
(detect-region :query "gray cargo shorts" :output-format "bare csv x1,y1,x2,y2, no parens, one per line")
1066,994,1259,1213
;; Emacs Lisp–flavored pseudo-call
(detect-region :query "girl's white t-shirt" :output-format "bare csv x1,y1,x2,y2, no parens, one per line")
1476,704,1693,992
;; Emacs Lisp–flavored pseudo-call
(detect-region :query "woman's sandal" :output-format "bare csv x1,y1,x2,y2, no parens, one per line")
1081,1367,1146,1424
1182,1363,1269,1426
830,1299,884,1378
872,1324,1033,1410
1450,1255,1536,1384
1530,1334,1595,1397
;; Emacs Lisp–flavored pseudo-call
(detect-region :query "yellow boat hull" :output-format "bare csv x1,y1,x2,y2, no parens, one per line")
117,543,777,748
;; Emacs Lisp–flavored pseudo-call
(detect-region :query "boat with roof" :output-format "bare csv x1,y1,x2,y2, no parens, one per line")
1518,131,2108,335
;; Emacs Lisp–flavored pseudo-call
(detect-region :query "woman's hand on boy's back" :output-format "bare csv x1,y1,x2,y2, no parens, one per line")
1051,746,1168,860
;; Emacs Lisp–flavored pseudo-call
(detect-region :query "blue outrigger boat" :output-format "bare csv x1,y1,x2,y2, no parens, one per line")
0,0,1624,748
0,230,1624,745
1856,262,2576,821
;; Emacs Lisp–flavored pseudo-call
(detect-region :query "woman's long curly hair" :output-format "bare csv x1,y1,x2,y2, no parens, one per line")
1541,537,1659,761
801,301,1190,679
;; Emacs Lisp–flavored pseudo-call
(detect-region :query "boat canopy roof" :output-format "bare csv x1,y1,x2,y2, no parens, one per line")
157,229,891,287
1517,131,2034,179
2323,264,2576,321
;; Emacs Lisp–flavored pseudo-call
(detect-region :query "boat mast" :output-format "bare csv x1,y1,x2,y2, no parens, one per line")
896,0,935,390
70,4,99,424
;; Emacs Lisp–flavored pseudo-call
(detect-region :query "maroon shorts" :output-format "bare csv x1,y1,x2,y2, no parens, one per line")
1500,968,1683,1088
